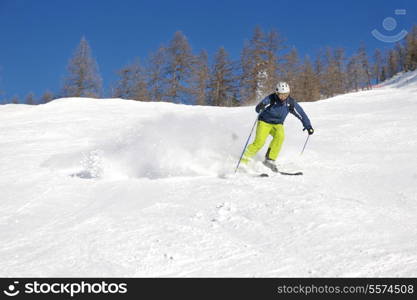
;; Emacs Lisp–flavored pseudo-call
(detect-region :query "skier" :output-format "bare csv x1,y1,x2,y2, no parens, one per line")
240,82,314,172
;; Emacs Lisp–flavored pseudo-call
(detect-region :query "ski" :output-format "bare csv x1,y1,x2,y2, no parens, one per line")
262,161,303,176
229,170,303,179
258,170,303,177
278,171,303,176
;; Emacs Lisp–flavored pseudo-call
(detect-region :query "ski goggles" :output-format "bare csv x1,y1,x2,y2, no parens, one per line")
277,92,290,99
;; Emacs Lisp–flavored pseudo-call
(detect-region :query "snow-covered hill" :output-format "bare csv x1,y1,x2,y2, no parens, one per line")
1,71,417,277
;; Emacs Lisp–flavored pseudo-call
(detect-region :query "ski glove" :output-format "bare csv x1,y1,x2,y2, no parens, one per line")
304,127,314,135
255,102,266,113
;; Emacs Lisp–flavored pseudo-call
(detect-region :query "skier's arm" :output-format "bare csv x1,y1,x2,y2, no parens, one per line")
291,101,312,130
255,96,271,113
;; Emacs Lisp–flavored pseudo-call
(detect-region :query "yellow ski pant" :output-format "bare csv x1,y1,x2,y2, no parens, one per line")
242,121,285,163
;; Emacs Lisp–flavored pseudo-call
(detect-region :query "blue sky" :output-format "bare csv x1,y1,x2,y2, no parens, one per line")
0,0,416,101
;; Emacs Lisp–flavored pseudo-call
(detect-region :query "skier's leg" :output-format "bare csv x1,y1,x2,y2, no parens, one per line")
241,121,272,163
266,124,285,161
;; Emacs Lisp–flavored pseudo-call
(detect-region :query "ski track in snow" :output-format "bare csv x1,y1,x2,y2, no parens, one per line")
1,71,417,277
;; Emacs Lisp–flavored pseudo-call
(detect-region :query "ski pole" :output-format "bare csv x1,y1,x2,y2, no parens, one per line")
300,134,310,156
234,116,258,173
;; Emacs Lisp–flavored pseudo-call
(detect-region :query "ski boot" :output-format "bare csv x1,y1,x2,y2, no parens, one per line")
263,159,278,173
263,148,278,172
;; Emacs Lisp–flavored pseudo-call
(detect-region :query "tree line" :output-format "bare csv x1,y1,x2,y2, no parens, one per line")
3,25,417,105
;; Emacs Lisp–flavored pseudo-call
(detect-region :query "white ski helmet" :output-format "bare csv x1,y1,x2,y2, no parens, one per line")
276,82,290,94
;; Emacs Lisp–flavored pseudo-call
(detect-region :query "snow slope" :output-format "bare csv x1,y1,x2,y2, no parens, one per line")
1,71,417,277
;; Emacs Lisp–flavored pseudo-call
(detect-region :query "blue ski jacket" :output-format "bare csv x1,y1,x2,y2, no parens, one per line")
255,93,312,130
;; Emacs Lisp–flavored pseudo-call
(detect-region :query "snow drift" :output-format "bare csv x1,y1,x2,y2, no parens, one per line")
1,71,417,277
